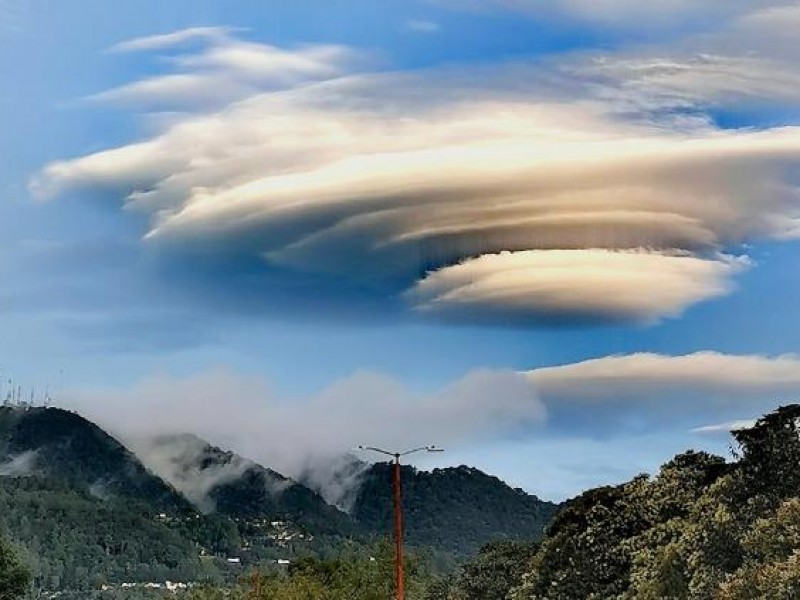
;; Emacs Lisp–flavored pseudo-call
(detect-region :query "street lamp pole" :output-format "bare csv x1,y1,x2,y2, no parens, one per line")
358,445,443,600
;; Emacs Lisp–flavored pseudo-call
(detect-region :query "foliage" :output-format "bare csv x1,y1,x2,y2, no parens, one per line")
449,539,538,600
0,407,189,512
0,476,219,591
510,405,800,600
717,499,800,599
0,535,30,600
185,540,434,600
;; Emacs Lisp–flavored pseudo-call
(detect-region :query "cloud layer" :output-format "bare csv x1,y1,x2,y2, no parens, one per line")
529,351,800,397
65,351,800,499
412,250,746,323
67,367,545,485
528,351,800,433
436,0,796,29
33,14,800,325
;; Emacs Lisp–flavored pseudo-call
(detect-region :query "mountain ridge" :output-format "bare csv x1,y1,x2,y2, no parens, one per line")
127,432,356,535
351,462,559,556
0,405,559,591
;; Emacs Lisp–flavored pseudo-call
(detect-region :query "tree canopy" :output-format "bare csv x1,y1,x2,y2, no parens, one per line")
0,536,30,600
509,404,800,600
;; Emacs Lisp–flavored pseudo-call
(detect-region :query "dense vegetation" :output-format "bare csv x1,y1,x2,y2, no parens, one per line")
0,407,189,512
184,540,436,600
0,476,224,591
439,404,800,600
0,535,29,600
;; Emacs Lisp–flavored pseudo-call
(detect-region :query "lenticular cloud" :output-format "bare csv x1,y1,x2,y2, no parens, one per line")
32,27,800,324
411,250,748,323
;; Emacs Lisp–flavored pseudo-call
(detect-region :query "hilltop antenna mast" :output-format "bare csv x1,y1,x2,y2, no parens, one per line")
357,445,444,600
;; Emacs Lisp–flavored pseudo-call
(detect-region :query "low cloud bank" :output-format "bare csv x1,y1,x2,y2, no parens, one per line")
124,433,257,512
66,368,544,502
64,352,800,500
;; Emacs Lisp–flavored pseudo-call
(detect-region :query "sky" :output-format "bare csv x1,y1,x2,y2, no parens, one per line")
2,0,800,501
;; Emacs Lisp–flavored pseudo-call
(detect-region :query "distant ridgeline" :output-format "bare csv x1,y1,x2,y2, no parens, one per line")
351,463,558,557
0,406,557,594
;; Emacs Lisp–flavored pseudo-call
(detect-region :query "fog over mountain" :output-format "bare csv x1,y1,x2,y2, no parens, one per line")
0,405,556,561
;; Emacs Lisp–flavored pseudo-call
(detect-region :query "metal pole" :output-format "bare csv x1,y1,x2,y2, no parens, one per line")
393,454,405,600
356,445,442,600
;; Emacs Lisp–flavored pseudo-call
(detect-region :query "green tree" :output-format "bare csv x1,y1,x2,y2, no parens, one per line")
452,540,537,600
0,536,30,600
718,499,800,599
512,405,800,600
733,405,800,502
512,475,652,599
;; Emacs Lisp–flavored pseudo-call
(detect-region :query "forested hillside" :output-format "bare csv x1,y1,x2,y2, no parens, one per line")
131,433,557,557
352,464,558,557
135,434,354,536
0,407,234,591
0,405,559,596
0,406,189,511
0,477,219,590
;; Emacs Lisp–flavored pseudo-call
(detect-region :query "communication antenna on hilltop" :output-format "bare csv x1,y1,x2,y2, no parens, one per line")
356,445,444,600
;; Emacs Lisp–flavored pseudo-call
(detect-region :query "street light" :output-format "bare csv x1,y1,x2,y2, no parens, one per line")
357,445,444,600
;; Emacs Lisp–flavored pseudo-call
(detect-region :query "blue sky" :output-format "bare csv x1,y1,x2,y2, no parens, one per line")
3,0,800,500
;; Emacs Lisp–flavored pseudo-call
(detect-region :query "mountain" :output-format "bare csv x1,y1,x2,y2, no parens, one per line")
0,405,561,594
351,463,559,556
0,406,226,591
0,406,189,512
131,434,355,535
142,437,559,556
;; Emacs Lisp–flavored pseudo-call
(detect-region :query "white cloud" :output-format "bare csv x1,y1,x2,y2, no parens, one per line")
65,367,545,487
67,352,800,474
434,1,795,29
552,4,800,116
108,26,237,53
580,54,800,111
96,33,361,110
411,250,747,323
528,352,800,398
0,451,37,477
124,433,261,512
526,352,800,432
691,420,757,435
62,351,800,500
32,25,800,324
659,5,800,65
